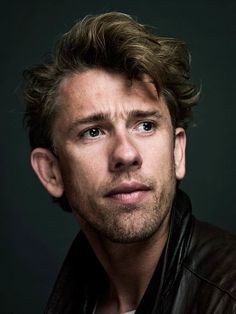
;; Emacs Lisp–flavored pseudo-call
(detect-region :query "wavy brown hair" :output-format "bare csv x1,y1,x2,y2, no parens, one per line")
23,12,200,211
23,11,199,151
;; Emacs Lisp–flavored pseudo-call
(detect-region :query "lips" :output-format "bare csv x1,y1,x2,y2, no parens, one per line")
106,182,150,196
105,181,151,204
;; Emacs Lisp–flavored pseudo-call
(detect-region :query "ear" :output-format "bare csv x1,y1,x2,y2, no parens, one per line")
174,128,186,180
31,148,64,197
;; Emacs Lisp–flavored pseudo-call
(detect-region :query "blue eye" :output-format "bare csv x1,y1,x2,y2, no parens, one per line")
82,128,101,138
137,121,154,132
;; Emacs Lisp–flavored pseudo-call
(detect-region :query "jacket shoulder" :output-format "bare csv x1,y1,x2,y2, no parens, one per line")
184,219,236,300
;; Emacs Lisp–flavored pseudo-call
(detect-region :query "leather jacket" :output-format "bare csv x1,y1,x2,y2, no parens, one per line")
45,189,236,313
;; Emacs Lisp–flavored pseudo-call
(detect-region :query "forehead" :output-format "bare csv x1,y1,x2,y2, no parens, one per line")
56,68,170,122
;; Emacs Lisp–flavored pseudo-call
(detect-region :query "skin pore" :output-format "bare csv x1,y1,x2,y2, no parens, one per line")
31,68,186,314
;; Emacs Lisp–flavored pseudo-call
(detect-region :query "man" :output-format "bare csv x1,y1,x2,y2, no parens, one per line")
23,12,236,314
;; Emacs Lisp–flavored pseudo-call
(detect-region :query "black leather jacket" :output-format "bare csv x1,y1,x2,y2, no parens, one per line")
45,190,236,313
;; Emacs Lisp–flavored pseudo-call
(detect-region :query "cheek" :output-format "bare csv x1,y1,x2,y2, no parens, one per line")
143,134,174,166
59,146,106,192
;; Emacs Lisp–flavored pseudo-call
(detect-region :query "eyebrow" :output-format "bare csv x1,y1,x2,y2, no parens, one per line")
67,109,163,134
67,112,109,134
127,110,162,120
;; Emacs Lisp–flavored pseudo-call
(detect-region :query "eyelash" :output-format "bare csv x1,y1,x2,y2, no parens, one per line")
135,121,156,133
80,127,104,139
79,121,157,140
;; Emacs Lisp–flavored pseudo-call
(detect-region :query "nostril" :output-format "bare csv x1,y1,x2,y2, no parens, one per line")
115,162,123,169
114,159,140,170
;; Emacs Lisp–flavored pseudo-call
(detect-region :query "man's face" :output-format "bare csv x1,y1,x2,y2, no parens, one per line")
52,69,185,243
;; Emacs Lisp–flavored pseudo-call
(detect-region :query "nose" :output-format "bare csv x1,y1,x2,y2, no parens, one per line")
108,132,143,173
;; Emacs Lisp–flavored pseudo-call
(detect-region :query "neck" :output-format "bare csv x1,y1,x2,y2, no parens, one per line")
81,213,170,313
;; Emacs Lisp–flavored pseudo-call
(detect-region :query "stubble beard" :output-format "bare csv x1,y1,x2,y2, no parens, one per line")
70,174,176,244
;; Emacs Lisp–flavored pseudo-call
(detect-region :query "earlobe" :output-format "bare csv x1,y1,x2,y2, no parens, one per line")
31,148,64,197
174,128,186,180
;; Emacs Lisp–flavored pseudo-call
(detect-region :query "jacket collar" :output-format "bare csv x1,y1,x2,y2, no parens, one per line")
136,189,193,313
45,189,194,314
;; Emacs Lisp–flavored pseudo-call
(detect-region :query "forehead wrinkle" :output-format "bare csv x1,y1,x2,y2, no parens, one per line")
67,108,165,135
67,111,109,135
57,71,159,113
54,70,170,139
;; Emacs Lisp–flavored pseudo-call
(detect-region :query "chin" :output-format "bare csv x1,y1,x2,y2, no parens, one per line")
96,213,168,244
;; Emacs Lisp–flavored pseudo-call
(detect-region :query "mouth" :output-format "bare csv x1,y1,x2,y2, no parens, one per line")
105,181,151,204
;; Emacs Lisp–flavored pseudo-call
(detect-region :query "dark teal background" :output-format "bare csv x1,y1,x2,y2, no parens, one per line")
1,0,235,313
